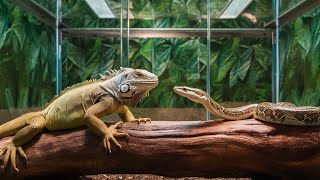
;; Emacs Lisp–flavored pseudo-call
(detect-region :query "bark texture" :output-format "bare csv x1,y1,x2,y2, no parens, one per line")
1,119,320,179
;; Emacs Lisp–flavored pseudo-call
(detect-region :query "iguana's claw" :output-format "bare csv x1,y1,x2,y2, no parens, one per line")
132,118,151,124
103,121,129,154
0,141,26,172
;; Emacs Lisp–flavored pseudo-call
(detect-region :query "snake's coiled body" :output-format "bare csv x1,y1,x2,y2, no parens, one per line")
174,86,320,126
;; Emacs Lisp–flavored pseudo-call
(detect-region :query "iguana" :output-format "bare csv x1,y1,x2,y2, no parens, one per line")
0,67,158,172
174,86,320,126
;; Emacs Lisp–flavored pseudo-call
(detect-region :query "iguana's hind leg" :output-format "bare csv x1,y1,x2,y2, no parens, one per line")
0,115,45,172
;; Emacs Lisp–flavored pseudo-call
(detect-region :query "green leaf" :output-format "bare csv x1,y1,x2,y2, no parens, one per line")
198,41,212,65
237,48,253,80
229,65,238,87
0,29,9,49
12,8,25,50
17,87,29,108
5,88,14,112
213,38,239,82
310,13,320,76
311,13,320,48
154,18,171,28
229,48,253,87
139,19,154,28
40,31,49,64
66,43,86,71
253,44,271,70
186,0,201,17
173,39,201,74
294,18,311,59
168,62,184,83
139,39,153,62
131,0,153,18
153,46,171,76
27,39,40,72
153,0,172,18
0,14,9,48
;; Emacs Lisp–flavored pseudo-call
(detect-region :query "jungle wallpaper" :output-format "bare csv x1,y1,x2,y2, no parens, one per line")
0,0,319,110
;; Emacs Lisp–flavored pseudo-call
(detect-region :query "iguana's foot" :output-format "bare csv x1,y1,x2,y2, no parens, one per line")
131,118,151,124
103,121,129,154
0,141,27,172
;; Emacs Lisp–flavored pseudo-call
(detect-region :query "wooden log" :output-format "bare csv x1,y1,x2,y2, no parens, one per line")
1,119,320,179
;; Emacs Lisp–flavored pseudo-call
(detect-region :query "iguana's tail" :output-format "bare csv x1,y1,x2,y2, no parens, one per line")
0,111,42,139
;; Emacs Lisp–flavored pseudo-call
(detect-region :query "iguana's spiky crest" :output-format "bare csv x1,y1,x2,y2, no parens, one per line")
45,67,127,107
61,67,126,95
99,67,126,80
44,79,99,108
60,79,99,95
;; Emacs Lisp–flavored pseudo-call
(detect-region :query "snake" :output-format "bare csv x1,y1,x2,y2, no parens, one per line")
173,86,320,126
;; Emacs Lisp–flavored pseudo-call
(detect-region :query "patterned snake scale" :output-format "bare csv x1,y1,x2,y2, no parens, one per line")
173,86,320,126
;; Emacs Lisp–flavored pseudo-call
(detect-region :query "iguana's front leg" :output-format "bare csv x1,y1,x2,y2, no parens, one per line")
84,97,129,154
0,115,45,172
118,105,151,124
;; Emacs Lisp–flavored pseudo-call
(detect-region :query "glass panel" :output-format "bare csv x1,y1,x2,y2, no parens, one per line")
61,0,120,28
61,37,121,90
280,0,306,15
128,38,207,120
211,0,273,28
128,0,209,120
209,38,272,118
280,6,320,105
0,1,56,122
130,0,207,28
32,0,274,29
122,0,129,67
85,0,115,18
34,0,121,28
219,0,253,19
32,0,56,15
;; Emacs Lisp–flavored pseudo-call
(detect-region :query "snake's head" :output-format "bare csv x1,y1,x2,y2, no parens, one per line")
173,86,209,104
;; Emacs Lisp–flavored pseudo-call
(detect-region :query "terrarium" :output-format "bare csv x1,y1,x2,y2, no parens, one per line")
0,0,320,179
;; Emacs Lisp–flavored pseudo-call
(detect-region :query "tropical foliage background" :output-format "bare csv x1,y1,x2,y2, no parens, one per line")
0,0,319,110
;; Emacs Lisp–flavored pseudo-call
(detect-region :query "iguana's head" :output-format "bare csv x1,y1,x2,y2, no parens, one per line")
101,68,158,107
173,86,209,104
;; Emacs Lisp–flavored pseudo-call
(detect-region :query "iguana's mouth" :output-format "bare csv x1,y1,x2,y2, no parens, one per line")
133,90,151,101
127,90,149,99
123,79,158,107
128,80,158,85
139,92,150,103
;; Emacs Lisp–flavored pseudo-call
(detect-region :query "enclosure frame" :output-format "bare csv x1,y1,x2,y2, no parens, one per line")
8,0,320,117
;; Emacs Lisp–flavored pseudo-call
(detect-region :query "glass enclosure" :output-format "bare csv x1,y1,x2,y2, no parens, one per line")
1,0,320,122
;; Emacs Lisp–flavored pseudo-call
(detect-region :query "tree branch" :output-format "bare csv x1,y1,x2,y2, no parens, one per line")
1,119,320,179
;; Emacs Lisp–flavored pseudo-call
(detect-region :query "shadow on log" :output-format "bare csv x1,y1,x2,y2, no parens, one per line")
1,119,320,179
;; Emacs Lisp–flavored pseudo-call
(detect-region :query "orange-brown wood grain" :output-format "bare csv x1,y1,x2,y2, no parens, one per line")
1,119,320,179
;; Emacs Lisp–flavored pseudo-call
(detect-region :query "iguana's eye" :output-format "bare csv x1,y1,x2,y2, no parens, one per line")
120,84,130,93
136,72,143,77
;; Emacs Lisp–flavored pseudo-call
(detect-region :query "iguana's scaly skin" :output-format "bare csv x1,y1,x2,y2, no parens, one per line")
0,68,158,172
